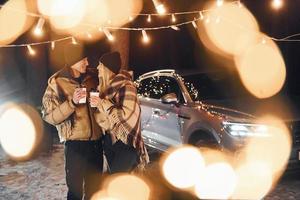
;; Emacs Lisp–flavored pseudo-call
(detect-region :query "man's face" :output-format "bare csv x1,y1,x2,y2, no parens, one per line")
71,58,88,74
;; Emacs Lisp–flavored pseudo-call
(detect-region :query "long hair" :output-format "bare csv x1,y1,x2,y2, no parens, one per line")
98,64,115,95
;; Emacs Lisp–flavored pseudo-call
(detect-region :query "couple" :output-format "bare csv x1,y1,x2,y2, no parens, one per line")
41,51,149,200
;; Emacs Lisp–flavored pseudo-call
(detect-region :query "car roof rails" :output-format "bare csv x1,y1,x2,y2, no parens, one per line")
138,69,175,79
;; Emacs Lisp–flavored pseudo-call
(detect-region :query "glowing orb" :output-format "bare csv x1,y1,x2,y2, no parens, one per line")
161,146,205,189
0,105,37,158
195,162,237,199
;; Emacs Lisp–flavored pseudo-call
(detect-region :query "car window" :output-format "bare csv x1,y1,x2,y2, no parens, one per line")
183,72,249,101
137,76,184,102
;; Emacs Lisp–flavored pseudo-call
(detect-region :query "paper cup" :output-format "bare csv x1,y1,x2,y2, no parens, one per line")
90,92,99,107
77,88,86,104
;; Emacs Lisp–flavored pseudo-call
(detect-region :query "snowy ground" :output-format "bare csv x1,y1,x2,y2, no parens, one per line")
0,145,67,200
1,144,300,200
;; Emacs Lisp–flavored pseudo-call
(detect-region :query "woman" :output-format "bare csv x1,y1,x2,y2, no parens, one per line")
90,51,149,173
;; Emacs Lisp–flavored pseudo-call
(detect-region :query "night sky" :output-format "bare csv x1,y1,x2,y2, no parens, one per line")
0,0,299,117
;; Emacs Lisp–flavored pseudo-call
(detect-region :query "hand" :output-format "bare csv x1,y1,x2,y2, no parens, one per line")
72,88,86,104
89,96,101,108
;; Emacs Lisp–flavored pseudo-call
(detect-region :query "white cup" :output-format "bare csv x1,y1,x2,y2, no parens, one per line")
76,88,87,104
90,91,100,107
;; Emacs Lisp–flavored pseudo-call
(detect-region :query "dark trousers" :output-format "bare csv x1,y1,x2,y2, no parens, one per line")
64,140,103,200
103,134,138,174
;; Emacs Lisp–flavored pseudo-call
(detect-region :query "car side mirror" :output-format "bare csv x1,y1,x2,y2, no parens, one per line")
161,93,178,104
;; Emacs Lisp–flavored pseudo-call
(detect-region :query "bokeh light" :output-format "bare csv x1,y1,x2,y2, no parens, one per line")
161,146,205,189
0,0,34,45
198,2,259,56
0,104,43,160
235,37,286,98
39,0,142,41
104,174,150,200
195,162,237,199
91,190,120,200
48,0,86,30
232,161,273,199
242,115,292,175
271,0,284,10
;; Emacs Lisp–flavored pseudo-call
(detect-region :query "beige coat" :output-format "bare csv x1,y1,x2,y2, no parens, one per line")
41,66,103,142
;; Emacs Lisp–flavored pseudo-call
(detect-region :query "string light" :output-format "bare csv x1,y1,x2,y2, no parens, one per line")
71,37,77,45
156,4,166,15
103,28,114,41
152,0,167,15
217,0,224,7
171,26,180,31
192,21,198,29
271,0,283,10
147,15,152,23
0,0,299,51
33,18,45,36
51,41,55,50
171,14,176,23
142,30,150,44
262,38,267,44
199,11,204,20
27,45,35,56
129,16,134,21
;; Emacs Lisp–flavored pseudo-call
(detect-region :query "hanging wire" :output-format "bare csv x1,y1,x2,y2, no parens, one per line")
0,0,299,48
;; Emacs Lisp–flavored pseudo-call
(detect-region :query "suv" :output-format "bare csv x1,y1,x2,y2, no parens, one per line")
135,69,300,169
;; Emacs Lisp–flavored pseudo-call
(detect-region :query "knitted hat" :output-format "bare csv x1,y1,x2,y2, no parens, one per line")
99,51,121,74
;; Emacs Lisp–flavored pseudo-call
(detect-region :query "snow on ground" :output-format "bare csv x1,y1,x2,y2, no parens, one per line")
0,145,67,200
1,144,300,200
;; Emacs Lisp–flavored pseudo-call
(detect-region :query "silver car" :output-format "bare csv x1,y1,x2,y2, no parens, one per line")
135,69,300,170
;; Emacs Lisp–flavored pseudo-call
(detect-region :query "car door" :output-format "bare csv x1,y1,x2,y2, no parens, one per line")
137,76,183,151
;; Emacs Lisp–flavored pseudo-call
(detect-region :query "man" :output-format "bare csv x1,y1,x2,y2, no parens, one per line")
41,46,103,200
90,51,149,173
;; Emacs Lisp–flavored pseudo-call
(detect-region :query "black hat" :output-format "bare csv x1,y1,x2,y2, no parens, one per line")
99,51,121,74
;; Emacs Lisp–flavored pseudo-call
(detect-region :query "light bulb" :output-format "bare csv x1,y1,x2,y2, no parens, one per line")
271,0,283,10
147,15,152,23
51,41,55,50
33,18,45,36
142,30,150,44
103,29,114,41
192,21,197,29
27,45,36,56
171,14,176,23
171,26,180,31
71,37,77,45
156,4,166,15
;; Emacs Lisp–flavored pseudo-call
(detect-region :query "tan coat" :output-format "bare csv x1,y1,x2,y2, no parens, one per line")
41,66,103,142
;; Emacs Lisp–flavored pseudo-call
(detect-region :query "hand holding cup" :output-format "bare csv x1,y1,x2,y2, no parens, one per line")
89,91,100,108
72,88,86,104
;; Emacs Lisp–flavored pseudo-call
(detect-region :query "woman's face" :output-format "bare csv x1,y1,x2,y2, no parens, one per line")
98,63,115,92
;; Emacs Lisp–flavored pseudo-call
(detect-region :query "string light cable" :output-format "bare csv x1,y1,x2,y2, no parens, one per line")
0,0,300,50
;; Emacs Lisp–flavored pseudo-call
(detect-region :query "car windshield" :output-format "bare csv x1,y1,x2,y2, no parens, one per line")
182,72,248,102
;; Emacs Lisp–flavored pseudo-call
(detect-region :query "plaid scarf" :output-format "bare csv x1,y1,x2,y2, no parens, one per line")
101,70,149,169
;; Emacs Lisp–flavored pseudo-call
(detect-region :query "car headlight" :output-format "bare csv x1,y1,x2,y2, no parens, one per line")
222,121,270,137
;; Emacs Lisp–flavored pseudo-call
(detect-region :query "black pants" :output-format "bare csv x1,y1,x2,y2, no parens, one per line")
64,140,103,200
103,134,138,174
